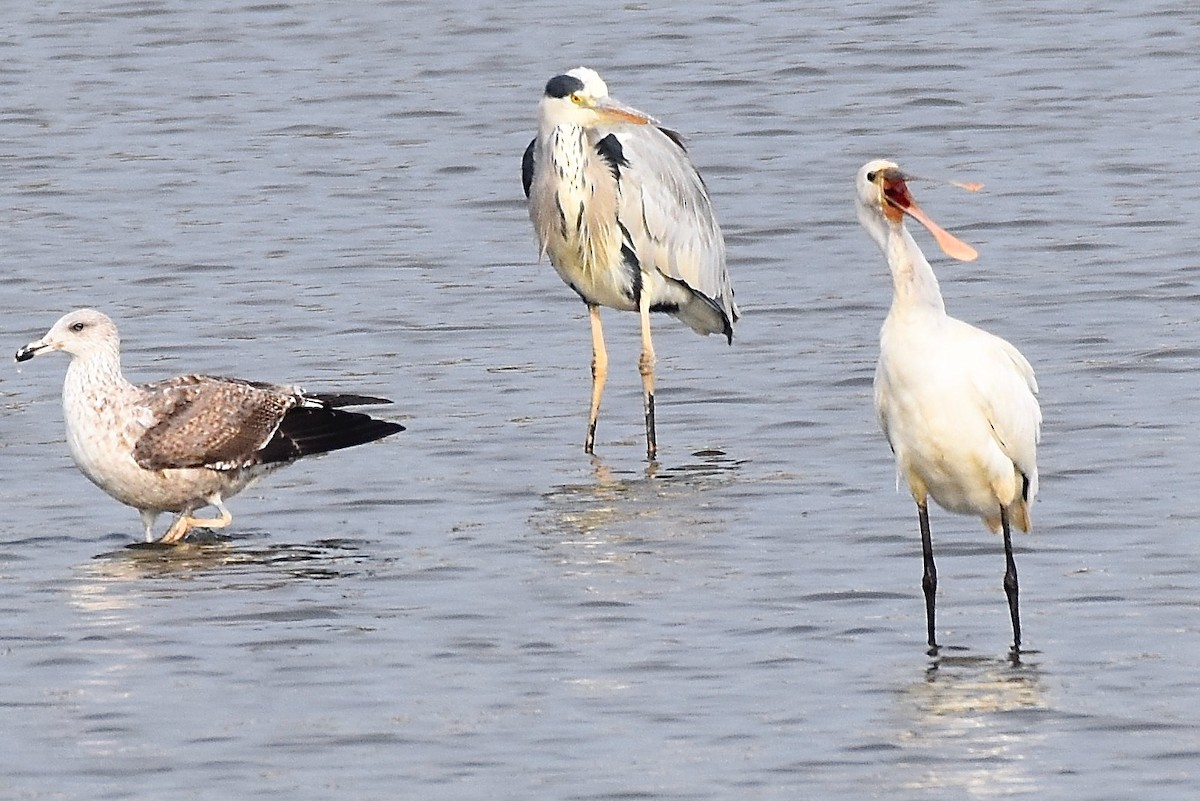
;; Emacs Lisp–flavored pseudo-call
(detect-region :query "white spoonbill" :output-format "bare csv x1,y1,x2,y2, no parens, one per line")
856,160,1041,655
522,67,738,461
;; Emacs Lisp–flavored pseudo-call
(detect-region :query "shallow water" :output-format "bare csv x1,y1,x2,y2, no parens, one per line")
2,1,1200,798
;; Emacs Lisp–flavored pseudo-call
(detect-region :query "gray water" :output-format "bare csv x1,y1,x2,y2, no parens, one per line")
1,1,1198,798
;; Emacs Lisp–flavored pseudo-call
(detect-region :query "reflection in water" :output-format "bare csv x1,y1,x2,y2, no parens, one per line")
60,537,374,768
890,655,1047,797
72,537,371,610
529,450,743,567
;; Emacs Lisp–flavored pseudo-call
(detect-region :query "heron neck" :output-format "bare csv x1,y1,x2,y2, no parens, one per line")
545,124,588,186
885,223,946,317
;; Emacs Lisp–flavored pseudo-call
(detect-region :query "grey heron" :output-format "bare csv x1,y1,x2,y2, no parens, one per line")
16,309,405,543
522,67,738,461
857,160,1041,656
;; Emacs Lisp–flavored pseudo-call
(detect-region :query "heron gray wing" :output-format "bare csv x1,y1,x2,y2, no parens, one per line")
604,124,738,325
132,375,298,470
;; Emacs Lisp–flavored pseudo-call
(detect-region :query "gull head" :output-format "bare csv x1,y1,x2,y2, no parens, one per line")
16,308,121,363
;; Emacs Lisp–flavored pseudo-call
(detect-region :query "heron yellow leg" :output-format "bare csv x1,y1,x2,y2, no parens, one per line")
638,291,657,461
157,497,233,544
585,304,607,454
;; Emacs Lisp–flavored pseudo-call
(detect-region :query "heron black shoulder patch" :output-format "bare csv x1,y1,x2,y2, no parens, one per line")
595,134,628,181
521,139,535,198
545,74,585,98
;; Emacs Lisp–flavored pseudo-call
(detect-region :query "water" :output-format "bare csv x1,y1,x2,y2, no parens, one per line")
2,1,1199,798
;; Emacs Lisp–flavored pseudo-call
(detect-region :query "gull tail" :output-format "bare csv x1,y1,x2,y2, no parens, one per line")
259,402,404,463
307,393,396,409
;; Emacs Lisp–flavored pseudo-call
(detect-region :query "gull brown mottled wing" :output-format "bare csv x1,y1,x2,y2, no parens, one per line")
132,375,299,471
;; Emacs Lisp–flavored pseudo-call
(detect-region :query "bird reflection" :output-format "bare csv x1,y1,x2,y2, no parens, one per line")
73,536,370,598
530,449,741,569
890,655,1046,796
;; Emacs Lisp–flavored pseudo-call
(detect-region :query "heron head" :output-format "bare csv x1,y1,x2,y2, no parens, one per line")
857,159,978,262
539,67,657,129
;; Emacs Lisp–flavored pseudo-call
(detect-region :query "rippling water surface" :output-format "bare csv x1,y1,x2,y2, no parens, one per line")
2,2,1199,799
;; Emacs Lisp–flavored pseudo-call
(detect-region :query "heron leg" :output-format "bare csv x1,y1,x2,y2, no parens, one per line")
585,304,607,454
1001,505,1022,654
918,501,939,654
638,290,657,461
157,496,233,544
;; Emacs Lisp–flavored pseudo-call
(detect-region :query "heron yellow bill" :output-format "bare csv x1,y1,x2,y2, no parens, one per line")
594,96,657,126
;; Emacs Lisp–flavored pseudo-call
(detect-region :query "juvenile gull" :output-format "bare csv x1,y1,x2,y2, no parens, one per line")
16,309,405,544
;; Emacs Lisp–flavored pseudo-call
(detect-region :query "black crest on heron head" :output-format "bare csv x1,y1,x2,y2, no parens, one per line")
545,74,585,99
